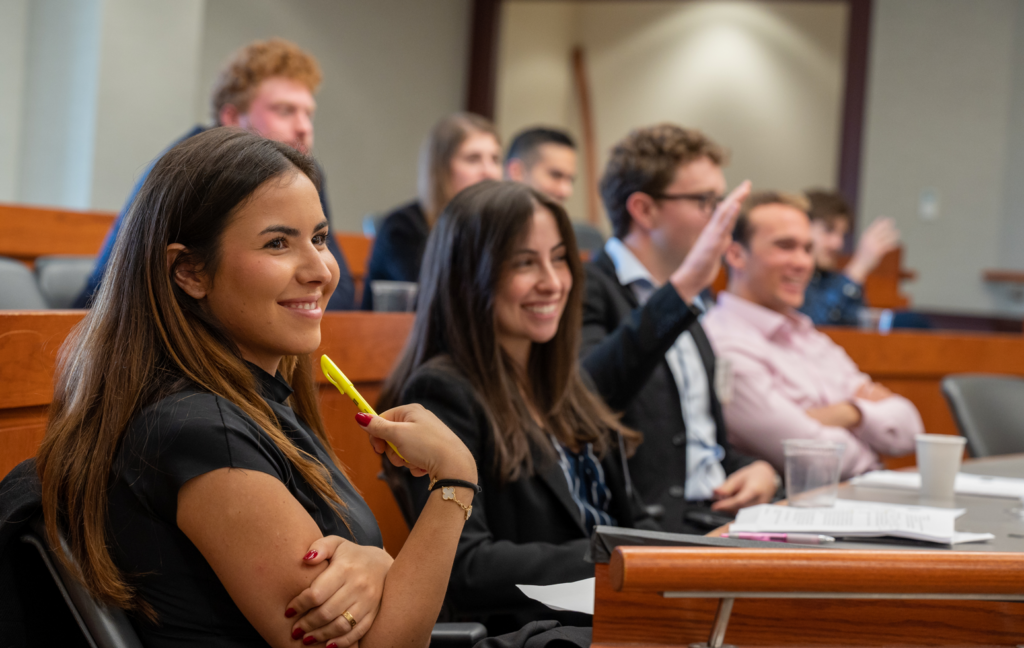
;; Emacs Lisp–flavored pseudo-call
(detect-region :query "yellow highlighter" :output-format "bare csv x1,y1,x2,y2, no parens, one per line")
320,354,406,461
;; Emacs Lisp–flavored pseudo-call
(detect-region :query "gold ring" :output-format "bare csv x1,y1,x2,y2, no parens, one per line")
342,611,357,628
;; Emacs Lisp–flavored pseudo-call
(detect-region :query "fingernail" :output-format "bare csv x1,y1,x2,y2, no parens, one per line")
285,607,297,618
303,636,316,645
291,628,305,640
327,643,337,648
304,550,318,560
354,412,373,426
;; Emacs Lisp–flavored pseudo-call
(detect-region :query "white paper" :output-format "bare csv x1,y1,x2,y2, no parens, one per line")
517,578,594,615
851,470,1024,501
731,500,994,545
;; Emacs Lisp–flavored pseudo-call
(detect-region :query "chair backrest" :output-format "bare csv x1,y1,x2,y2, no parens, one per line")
21,517,144,648
34,255,97,309
0,256,47,309
572,222,605,253
941,373,1024,457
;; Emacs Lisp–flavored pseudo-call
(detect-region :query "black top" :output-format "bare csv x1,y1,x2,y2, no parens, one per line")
361,200,429,310
107,364,382,648
580,250,755,532
396,359,653,635
75,125,357,311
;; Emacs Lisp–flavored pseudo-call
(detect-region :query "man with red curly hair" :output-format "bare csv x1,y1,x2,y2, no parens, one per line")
75,39,355,309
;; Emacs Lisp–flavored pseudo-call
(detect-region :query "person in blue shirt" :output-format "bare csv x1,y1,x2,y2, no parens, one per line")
800,190,900,325
74,38,355,310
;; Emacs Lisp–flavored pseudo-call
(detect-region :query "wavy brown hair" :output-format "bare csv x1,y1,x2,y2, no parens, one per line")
211,38,322,121
36,128,344,616
380,180,639,482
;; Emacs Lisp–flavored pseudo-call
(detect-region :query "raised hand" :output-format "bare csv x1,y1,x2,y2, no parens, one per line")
845,217,900,284
669,180,752,303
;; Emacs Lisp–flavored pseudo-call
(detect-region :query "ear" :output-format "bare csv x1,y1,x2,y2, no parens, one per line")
723,240,747,274
166,243,208,299
218,103,242,128
624,191,659,234
505,158,526,182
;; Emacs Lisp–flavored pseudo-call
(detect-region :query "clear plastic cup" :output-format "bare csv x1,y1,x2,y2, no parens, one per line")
783,440,845,507
371,280,418,312
916,434,966,504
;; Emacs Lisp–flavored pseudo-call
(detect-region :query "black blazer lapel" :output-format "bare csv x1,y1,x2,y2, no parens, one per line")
591,250,639,310
535,457,588,535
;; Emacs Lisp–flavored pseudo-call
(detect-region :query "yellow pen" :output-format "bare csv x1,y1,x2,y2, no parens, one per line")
320,354,406,461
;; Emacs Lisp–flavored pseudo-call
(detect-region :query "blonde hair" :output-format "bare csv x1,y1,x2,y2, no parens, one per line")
416,112,499,224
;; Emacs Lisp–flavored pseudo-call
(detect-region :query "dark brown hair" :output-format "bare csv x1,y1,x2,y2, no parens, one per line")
417,112,500,225
212,38,322,121
36,128,343,616
805,189,851,227
600,124,727,239
732,191,810,247
380,180,639,482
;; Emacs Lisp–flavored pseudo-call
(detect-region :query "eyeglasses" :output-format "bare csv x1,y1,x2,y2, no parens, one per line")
649,191,724,214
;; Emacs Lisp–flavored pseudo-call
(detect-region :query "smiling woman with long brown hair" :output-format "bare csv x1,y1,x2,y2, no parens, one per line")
35,127,478,648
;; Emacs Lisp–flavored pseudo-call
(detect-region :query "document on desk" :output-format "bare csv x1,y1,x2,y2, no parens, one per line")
517,578,594,615
850,470,1024,501
731,500,994,545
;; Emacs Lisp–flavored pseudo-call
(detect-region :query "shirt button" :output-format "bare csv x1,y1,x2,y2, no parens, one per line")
669,485,685,498
672,433,686,447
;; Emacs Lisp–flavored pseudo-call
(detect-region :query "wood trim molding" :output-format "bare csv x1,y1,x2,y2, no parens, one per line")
610,546,1024,595
466,0,502,118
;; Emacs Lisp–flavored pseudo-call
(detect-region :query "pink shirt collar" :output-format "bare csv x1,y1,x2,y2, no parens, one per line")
714,291,816,342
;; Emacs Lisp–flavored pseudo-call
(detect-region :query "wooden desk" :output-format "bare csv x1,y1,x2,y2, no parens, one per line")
0,311,413,555
0,204,115,266
824,328,1024,469
594,455,1024,646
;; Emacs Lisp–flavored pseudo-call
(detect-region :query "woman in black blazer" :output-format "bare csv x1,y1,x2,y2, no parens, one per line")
362,112,502,309
379,181,652,633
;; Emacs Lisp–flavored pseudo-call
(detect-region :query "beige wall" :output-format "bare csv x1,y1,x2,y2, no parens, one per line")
496,1,848,228
859,0,1021,314
1,0,470,233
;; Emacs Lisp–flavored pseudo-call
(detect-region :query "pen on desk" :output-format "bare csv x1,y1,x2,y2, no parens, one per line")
721,532,836,544
321,354,406,461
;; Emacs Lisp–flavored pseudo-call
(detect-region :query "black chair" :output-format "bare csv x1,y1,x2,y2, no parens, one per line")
20,516,144,648
941,373,1024,457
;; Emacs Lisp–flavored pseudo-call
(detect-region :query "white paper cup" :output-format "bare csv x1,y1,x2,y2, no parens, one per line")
916,434,966,503
371,280,418,312
783,440,845,507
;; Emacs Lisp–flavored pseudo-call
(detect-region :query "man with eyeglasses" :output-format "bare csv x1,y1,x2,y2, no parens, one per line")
580,124,778,533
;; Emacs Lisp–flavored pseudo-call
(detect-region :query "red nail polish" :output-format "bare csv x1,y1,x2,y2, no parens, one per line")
304,550,318,560
354,412,373,426
303,636,316,645
292,628,305,640
327,643,337,648
285,607,297,618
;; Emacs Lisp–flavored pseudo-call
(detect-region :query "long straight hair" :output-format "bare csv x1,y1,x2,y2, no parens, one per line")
36,128,344,615
416,112,499,225
380,180,639,482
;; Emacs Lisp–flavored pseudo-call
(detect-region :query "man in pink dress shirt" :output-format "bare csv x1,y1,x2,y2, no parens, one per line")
703,191,921,479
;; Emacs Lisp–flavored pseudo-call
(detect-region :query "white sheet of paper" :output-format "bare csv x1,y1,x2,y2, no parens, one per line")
731,500,994,544
516,578,595,615
851,470,1024,501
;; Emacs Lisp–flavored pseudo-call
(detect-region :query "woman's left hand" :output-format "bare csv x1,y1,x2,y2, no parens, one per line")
286,535,394,647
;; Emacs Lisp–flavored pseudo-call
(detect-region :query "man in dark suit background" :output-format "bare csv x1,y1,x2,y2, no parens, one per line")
580,124,778,533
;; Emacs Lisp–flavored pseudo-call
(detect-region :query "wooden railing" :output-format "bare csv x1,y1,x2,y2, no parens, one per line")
592,546,1024,646
0,204,115,267
0,311,413,556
